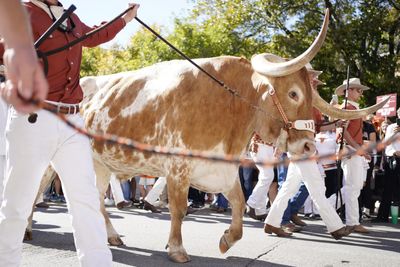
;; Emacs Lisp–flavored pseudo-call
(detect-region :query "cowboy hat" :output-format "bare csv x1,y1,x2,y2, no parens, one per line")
335,78,369,96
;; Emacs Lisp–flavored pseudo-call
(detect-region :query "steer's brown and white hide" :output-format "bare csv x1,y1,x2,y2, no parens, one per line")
80,55,316,262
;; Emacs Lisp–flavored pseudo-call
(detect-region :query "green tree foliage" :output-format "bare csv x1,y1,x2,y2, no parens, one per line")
186,0,400,105
81,0,400,106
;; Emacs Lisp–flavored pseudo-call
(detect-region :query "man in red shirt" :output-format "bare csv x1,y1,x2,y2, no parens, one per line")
0,1,139,266
335,78,371,233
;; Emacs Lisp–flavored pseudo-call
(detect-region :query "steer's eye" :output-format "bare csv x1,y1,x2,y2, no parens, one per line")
289,91,298,100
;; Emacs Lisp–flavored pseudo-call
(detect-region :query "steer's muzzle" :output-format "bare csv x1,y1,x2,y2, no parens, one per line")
303,140,316,156
288,139,316,156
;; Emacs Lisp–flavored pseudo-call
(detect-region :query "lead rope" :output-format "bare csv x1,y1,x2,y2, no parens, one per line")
134,16,283,124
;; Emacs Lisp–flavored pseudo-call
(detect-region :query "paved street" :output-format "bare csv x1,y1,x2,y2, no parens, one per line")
21,204,400,267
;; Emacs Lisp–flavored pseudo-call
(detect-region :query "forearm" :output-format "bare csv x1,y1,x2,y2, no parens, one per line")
343,131,360,149
0,0,34,47
81,18,125,48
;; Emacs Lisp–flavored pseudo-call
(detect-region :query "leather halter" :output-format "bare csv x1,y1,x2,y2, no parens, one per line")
268,86,315,133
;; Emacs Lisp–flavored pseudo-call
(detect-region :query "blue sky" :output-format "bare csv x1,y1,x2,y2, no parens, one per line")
59,0,193,47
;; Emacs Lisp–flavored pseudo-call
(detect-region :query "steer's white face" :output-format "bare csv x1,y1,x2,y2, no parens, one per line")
253,69,316,156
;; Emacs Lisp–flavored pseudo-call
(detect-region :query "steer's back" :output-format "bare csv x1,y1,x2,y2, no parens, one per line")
81,56,256,188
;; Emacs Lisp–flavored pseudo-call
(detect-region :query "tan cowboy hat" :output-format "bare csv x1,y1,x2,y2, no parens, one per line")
335,78,369,96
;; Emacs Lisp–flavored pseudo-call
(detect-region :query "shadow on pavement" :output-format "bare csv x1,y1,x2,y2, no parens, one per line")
25,230,289,267
290,223,400,253
111,244,290,267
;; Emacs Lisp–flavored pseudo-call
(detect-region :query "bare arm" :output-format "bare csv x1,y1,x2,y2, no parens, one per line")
343,129,371,160
0,0,34,46
0,0,48,113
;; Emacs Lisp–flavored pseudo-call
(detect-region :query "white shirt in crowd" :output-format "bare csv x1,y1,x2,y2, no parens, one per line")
315,131,337,169
384,123,400,157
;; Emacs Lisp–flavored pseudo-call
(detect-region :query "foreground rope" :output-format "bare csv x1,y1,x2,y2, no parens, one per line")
46,106,399,168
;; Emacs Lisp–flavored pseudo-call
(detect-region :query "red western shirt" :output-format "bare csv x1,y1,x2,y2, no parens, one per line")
0,2,126,104
337,102,363,146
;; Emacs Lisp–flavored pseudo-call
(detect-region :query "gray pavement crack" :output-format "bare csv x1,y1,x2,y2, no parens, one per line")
245,240,288,267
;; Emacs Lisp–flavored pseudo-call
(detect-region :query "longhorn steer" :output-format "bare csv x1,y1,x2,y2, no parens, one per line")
26,9,388,263
79,9,388,263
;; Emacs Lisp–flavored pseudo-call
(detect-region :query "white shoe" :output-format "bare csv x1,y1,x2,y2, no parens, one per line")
104,198,115,206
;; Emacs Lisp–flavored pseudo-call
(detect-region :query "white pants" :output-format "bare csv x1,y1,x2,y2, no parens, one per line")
246,144,274,215
0,109,111,267
0,155,5,206
341,155,366,226
110,174,124,204
265,160,344,233
304,195,320,215
145,177,167,205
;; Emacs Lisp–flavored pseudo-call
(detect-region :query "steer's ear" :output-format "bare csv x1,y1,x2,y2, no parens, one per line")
261,83,273,101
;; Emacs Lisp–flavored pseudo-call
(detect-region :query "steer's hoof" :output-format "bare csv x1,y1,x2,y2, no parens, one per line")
168,251,191,263
219,233,231,253
23,230,33,241
108,236,124,246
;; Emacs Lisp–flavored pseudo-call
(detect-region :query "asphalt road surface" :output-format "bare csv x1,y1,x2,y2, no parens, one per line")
21,203,400,266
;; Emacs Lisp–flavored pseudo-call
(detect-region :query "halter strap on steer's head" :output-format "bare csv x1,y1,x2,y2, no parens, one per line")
292,120,315,133
268,85,315,134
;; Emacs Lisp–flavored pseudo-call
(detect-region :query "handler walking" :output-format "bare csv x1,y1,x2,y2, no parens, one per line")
264,66,351,239
0,1,139,266
335,78,371,233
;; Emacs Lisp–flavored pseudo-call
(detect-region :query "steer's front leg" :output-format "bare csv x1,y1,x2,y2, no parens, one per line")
166,171,191,263
219,178,245,253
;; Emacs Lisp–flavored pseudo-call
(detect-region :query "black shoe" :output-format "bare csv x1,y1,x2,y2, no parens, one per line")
131,198,141,206
247,207,267,222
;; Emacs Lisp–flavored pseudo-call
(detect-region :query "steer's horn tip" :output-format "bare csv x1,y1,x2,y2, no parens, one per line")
325,8,330,15
381,96,391,104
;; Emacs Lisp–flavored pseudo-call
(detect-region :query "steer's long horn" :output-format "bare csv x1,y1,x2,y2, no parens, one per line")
251,9,329,77
312,90,390,120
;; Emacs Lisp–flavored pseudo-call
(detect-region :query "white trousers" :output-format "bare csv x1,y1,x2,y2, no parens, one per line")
0,109,111,267
110,174,124,204
265,160,344,233
304,196,319,215
0,155,5,206
341,155,365,226
246,144,274,215
145,177,167,205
